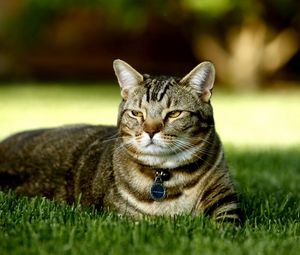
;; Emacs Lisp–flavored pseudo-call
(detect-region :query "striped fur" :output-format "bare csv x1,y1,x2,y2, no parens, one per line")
0,60,242,224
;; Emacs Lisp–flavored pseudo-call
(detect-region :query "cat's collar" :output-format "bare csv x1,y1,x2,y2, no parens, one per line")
150,170,170,201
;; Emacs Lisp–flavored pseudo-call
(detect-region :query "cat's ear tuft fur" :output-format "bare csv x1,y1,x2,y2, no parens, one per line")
113,59,144,99
180,61,215,103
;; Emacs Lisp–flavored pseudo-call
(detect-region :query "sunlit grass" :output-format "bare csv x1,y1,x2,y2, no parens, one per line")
0,83,119,138
213,90,300,148
1,83,300,148
1,148,300,255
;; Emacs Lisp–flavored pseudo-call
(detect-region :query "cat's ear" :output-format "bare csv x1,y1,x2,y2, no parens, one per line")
113,59,144,99
180,61,215,103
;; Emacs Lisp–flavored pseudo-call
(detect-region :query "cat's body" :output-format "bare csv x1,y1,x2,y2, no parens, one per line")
0,60,242,223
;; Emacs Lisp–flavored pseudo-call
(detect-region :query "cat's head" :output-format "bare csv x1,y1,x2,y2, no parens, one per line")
113,59,216,169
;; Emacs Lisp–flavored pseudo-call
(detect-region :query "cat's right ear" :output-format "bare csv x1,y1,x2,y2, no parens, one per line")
113,59,144,99
179,61,215,103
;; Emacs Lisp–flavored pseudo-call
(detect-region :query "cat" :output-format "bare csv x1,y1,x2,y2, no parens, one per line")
0,59,242,224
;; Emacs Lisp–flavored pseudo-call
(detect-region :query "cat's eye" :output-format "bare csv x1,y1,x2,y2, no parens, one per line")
167,111,182,118
131,110,143,118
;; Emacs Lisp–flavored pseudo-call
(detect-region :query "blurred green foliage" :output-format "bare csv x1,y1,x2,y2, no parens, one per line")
0,0,299,86
2,0,299,47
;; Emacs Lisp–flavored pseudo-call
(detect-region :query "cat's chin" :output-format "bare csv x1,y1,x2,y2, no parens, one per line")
133,146,199,169
141,144,172,156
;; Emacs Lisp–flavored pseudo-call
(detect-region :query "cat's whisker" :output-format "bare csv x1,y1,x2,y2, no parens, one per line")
173,140,219,161
187,136,215,146
104,132,119,139
101,137,120,143
101,133,134,144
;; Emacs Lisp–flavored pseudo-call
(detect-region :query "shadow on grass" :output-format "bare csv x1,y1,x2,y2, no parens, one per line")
226,146,300,225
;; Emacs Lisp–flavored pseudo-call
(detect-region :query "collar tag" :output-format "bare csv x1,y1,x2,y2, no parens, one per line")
150,171,169,201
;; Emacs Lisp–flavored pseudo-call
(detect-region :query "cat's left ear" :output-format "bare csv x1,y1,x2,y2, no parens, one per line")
113,59,144,99
180,61,215,103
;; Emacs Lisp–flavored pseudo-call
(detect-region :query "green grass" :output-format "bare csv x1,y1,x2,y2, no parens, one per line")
0,83,300,255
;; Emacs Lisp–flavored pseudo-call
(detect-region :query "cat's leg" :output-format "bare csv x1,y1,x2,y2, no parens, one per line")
193,173,243,225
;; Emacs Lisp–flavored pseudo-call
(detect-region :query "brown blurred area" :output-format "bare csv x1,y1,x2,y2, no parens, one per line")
0,0,299,89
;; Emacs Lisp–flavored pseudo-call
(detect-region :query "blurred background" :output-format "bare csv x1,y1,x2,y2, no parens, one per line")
0,0,299,88
0,0,300,147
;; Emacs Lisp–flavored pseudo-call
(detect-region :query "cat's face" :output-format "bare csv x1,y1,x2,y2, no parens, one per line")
113,60,216,169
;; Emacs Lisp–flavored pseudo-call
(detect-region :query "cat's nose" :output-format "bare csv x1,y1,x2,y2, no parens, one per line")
146,130,159,139
143,120,163,139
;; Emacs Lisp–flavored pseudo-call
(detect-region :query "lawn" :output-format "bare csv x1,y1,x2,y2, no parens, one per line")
0,83,300,255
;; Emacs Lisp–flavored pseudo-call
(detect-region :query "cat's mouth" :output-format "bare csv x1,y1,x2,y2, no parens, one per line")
139,134,164,147
147,139,155,145
130,133,176,156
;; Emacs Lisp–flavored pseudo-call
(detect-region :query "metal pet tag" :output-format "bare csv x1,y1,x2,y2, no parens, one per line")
150,176,166,201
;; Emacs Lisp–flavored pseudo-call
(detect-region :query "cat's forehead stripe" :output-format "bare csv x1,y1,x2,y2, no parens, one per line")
144,77,175,103
157,83,169,102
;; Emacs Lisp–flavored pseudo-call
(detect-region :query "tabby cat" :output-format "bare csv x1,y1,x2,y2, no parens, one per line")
0,60,242,223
